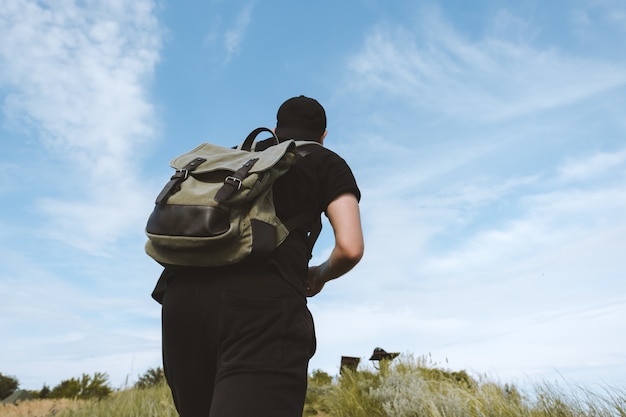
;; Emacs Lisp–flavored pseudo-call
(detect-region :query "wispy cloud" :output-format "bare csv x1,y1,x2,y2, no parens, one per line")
224,2,255,62
0,0,163,254
571,0,626,33
0,243,162,387
308,5,626,382
348,145,626,296
204,1,256,64
557,148,626,183
313,130,626,376
345,8,626,122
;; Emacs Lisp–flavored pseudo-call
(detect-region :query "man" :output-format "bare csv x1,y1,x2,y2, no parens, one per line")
152,95,364,416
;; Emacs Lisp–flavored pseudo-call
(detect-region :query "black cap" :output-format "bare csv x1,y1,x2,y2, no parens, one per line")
275,95,327,141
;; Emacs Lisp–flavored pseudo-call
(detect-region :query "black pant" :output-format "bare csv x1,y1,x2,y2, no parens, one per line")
161,268,316,417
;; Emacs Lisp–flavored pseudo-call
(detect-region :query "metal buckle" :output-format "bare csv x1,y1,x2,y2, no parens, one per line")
224,176,242,190
172,169,190,180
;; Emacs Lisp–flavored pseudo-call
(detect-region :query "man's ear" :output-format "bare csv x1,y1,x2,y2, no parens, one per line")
319,130,328,145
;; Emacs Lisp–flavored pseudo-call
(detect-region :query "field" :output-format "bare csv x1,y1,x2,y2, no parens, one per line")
0,398,83,417
0,385,177,417
2,355,624,417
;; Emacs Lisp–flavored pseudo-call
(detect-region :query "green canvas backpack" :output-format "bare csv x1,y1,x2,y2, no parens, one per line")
145,127,321,267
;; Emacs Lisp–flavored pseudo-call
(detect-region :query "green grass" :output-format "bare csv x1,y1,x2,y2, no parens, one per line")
12,354,624,417
55,383,177,417
306,355,626,417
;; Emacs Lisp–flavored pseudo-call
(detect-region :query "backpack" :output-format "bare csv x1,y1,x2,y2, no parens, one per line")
145,127,321,267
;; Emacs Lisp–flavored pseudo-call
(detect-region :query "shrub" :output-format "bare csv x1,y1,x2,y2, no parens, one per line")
135,367,166,389
327,368,385,417
0,372,19,400
49,372,112,400
304,370,334,415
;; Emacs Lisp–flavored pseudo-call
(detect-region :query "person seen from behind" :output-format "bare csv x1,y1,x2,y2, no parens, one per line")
151,95,364,416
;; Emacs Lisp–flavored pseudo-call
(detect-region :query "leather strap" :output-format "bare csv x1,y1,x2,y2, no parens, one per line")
214,158,259,203
155,157,206,204
239,127,279,151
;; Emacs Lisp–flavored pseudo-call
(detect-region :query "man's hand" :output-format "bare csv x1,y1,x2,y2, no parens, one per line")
306,264,328,297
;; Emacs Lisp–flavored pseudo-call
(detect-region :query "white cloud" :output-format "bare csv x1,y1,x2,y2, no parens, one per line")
345,12,626,122
572,0,626,31
307,138,626,382
0,0,162,254
224,2,255,62
0,245,162,388
557,148,626,183
204,1,256,64
357,147,626,288
318,5,626,386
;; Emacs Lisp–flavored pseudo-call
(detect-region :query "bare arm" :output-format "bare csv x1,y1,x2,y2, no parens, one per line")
306,193,364,297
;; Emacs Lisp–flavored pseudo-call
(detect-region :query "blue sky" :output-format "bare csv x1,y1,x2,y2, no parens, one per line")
1,0,625,392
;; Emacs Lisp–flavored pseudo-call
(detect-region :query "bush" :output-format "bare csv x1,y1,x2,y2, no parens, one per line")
304,370,334,415
49,372,112,400
313,354,626,417
0,372,19,400
135,368,166,389
327,367,386,417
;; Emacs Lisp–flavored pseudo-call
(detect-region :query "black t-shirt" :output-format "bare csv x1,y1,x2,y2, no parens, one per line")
152,138,360,302
264,139,361,294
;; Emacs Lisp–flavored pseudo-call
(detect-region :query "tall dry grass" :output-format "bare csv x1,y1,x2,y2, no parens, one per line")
0,384,176,417
315,355,626,417
0,398,82,417
3,355,624,417
54,383,177,417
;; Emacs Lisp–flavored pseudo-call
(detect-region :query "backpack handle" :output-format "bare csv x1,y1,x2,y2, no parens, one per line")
240,127,279,151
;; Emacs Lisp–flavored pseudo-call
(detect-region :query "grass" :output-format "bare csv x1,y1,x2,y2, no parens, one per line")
3,355,625,417
53,384,178,417
0,398,83,417
307,355,626,417
0,385,177,417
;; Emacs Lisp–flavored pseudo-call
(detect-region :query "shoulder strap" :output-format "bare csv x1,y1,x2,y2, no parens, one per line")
306,217,323,259
284,213,323,260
